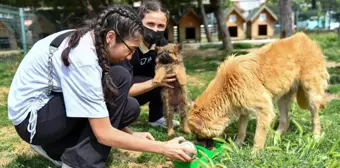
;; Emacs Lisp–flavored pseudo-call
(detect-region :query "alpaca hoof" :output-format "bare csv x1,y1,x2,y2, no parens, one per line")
168,129,175,136
234,139,244,146
184,127,191,134
251,146,263,156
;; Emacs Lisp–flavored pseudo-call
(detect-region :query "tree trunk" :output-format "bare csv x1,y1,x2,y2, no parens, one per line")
83,0,96,17
198,0,212,42
338,25,340,40
101,0,108,6
279,0,293,38
312,0,317,9
210,0,233,51
89,0,105,13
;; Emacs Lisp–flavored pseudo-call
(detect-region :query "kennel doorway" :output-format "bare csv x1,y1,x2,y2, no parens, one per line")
185,27,196,40
228,26,238,37
0,37,10,49
258,25,267,36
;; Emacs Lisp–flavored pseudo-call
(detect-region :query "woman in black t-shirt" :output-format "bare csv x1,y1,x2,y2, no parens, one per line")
115,0,180,128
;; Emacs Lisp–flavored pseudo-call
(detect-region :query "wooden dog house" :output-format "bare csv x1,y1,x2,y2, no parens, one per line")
225,7,246,40
0,20,18,50
177,9,202,43
246,5,278,39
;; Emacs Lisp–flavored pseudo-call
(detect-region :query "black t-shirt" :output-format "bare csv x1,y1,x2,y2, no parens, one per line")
114,37,168,78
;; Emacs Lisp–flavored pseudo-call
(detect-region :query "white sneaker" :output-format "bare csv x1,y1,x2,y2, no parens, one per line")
30,144,62,167
62,163,72,168
149,117,180,128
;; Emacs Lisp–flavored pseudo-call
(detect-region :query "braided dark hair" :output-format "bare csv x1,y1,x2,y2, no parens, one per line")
61,5,143,106
138,0,169,21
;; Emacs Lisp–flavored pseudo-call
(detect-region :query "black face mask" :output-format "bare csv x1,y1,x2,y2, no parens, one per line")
143,26,164,45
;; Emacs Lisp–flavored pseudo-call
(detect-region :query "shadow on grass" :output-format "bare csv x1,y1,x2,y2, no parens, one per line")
3,154,57,168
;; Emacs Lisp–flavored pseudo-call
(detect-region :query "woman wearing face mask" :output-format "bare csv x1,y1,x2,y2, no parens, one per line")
7,5,194,168
114,0,180,129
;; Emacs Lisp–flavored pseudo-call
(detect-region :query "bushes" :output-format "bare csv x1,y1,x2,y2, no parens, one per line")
233,43,254,49
199,44,223,50
309,33,340,62
327,84,340,94
330,75,340,85
328,67,340,85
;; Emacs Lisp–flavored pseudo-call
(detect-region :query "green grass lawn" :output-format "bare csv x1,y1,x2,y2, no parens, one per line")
1,33,340,167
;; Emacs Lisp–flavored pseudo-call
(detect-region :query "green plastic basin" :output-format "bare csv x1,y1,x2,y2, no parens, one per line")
172,142,224,168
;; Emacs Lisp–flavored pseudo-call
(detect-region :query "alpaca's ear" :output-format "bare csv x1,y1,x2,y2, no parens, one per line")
190,116,204,131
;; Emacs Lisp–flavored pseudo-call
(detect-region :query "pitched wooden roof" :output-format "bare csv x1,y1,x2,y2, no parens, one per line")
246,5,278,22
172,8,201,24
0,20,15,32
224,6,246,22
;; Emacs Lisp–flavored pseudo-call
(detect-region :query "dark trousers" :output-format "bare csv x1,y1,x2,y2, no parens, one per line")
14,66,140,168
132,76,163,122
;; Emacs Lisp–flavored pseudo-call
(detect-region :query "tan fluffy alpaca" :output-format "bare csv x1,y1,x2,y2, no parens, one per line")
187,32,329,151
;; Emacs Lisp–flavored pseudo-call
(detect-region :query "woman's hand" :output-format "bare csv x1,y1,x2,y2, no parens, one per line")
132,132,155,141
89,118,193,162
153,73,177,88
129,74,177,97
160,136,195,162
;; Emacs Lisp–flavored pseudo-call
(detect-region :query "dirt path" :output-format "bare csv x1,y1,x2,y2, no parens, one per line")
326,61,340,68
326,93,340,102
182,48,224,57
0,87,9,94
182,39,277,49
